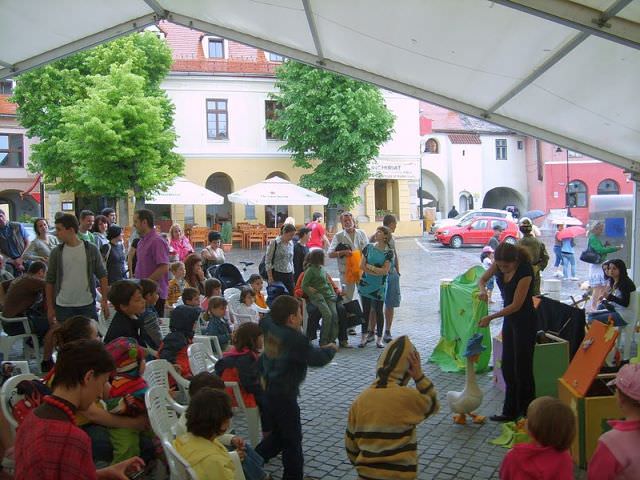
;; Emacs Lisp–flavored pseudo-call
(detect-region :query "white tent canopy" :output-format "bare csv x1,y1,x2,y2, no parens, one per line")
228,176,328,206
1,0,640,174
146,177,223,205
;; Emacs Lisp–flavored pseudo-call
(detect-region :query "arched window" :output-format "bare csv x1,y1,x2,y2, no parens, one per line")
567,180,588,208
424,138,439,154
597,179,620,195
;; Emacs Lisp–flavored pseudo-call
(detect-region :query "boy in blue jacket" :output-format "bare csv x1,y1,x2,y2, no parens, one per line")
256,295,336,480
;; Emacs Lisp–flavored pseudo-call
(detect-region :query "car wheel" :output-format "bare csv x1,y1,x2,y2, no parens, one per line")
504,236,516,245
450,236,463,249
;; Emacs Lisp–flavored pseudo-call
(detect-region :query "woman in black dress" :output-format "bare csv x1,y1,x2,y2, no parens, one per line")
478,243,536,421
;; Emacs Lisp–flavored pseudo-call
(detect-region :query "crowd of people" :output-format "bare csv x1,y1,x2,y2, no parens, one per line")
0,205,638,479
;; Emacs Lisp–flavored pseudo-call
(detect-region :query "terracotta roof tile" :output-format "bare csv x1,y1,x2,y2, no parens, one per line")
0,95,16,115
448,133,481,144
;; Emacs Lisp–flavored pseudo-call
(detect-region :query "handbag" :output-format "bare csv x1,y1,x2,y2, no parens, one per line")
342,299,365,328
579,245,601,264
259,241,279,279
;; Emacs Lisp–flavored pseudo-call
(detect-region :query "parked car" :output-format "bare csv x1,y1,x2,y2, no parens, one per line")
430,208,513,234
435,217,519,248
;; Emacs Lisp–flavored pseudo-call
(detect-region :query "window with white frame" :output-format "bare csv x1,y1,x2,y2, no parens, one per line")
208,38,224,58
495,139,507,160
568,180,588,208
0,80,13,95
0,134,23,168
268,52,285,62
568,150,582,157
206,99,228,140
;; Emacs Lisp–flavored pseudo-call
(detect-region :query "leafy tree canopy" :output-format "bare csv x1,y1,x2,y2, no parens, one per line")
12,32,182,199
267,61,395,208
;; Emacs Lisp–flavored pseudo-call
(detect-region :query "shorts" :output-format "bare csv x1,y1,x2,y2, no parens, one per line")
385,271,401,308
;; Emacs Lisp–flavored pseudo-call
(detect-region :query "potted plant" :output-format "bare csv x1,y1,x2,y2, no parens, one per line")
220,222,233,252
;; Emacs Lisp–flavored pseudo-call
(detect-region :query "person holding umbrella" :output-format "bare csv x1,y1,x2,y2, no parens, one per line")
556,225,585,281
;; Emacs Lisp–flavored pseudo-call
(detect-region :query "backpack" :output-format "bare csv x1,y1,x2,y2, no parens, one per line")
258,241,279,280
10,379,52,425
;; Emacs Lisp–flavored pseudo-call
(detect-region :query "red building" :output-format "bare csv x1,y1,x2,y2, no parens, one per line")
527,141,633,225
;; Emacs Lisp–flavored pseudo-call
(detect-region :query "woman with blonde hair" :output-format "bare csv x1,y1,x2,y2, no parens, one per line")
169,223,194,262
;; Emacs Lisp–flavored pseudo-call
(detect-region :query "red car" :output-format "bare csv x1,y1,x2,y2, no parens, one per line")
435,217,519,248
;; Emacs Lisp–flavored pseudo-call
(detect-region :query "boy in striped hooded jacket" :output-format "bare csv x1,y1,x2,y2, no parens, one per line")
345,335,439,479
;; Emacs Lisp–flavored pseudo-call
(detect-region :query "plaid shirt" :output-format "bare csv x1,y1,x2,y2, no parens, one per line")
15,405,97,480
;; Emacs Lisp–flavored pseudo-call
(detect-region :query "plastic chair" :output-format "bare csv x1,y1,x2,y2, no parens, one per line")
97,308,115,338
193,334,223,359
226,292,255,326
143,359,190,403
187,342,217,375
0,313,42,363
0,373,38,431
158,317,171,338
162,439,198,480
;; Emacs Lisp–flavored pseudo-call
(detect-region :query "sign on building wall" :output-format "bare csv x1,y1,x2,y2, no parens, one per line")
369,158,420,180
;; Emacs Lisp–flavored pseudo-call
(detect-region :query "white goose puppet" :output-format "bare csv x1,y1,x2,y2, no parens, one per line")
447,333,486,425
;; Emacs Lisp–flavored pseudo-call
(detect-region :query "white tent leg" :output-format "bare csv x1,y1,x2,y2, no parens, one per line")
632,176,640,285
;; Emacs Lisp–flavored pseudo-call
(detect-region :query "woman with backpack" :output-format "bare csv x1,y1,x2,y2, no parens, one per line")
264,223,296,296
100,224,126,285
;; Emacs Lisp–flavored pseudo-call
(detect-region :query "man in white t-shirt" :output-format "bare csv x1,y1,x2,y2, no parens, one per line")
328,212,369,302
46,214,109,323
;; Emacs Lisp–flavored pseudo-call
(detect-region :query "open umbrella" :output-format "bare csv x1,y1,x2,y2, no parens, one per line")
522,210,545,220
228,176,328,226
557,226,586,240
146,177,224,205
551,216,583,226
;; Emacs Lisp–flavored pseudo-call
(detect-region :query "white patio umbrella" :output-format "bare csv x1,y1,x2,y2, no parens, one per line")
146,177,223,205
228,177,328,226
551,216,583,226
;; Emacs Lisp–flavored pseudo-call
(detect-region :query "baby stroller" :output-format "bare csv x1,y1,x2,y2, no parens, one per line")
214,263,247,292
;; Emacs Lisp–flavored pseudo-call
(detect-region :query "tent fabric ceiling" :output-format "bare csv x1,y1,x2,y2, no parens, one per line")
1,0,640,173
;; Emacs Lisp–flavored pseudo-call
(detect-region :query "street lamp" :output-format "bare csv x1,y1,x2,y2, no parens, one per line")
556,146,571,217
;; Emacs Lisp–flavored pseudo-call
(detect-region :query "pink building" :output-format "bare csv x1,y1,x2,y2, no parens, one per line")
526,141,633,225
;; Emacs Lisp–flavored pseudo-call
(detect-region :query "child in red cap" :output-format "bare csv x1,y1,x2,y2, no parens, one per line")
588,363,640,479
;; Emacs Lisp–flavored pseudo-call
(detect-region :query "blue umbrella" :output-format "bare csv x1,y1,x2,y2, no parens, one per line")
522,210,545,220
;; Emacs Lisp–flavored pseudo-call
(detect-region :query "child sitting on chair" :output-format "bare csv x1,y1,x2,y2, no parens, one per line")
204,296,232,352
158,287,201,378
139,278,162,350
248,274,268,310
215,322,269,434
232,287,261,326
167,261,186,308
104,336,150,464
104,280,147,347
301,250,340,346
588,363,640,480
201,278,222,311
499,396,575,480
173,372,270,480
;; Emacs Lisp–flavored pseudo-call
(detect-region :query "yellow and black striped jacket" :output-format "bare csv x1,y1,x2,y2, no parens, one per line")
345,336,439,479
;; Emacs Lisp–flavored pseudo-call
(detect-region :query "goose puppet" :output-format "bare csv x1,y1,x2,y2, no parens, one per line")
447,333,486,425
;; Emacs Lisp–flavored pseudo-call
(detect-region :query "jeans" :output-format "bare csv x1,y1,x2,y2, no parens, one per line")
561,252,576,278
588,310,627,327
361,296,384,337
2,309,50,343
55,303,98,322
256,394,303,480
553,244,563,268
308,293,338,346
272,271,295,297
239,443,267,480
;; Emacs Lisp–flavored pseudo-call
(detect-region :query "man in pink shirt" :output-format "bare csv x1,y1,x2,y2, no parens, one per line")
588,363,640,480
306,212,329,251
134,209,169,316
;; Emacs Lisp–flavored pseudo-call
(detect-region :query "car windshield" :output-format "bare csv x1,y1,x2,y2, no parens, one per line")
457,218,474,226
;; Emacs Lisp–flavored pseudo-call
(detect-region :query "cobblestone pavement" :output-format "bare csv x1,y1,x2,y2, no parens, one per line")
224,234,592,480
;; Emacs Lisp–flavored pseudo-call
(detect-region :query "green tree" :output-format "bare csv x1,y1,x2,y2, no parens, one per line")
12,32,182,206
267,61,395,208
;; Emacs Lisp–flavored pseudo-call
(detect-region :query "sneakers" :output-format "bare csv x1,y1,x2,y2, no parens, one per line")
376,337,384,348
383,331,393,343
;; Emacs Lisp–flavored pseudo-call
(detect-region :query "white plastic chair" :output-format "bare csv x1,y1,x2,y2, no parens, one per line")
0,313,42,363
162,439,198,480
194,334,223,358
187,342,217,375
226,293,255,327
143,359,190,403
97,308,114,338
158,317,171,338
0,373,38,430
